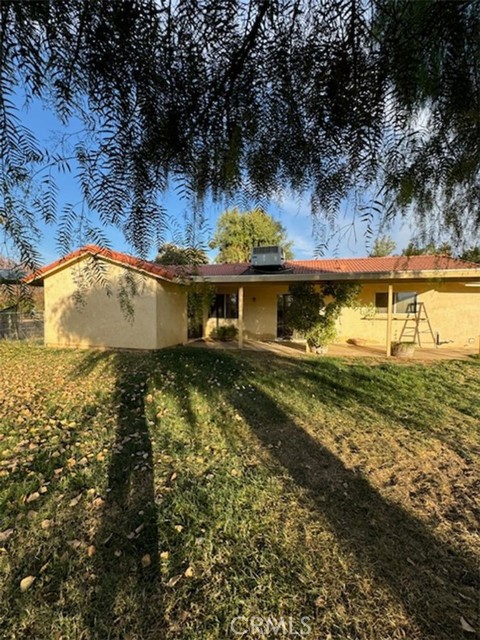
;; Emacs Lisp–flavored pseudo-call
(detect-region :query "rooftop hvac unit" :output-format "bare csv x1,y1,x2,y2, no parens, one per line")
251,245,285,268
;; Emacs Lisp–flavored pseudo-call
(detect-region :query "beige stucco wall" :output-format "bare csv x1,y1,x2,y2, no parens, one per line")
244,284,286,340
156,280,188,349
205,281,479,348
338,282,480,347
44,257,187,350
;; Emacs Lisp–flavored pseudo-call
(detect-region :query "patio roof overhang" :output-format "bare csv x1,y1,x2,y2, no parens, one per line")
191,268,480,285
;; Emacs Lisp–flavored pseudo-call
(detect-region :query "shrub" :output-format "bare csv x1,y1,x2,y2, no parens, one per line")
211,324,238,341
306,322,338,349
287,281,361,348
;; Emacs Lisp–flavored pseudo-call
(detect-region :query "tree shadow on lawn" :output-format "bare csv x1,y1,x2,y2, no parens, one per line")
245,351,480,459
73,351,162,639
169,347,479,640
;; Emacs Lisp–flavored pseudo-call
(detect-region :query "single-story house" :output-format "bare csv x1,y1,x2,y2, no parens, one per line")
26,245,480,354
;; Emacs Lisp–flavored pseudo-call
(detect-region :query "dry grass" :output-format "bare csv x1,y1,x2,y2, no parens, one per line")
0,342,478,639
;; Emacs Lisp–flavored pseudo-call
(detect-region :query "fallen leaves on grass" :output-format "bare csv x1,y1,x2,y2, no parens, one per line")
460,617,476,633
0,529,14,542
166,574,183,588
69,493,83,508
68,540,82,549
20,576,36,592
1,342,479,640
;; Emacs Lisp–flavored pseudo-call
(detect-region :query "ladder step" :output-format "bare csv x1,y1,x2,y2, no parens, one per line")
398,301,436,346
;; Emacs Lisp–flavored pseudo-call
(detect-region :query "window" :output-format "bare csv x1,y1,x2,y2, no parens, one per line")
375,292,418,314
210,293,238,319
375,292,389,314
395,292,418,314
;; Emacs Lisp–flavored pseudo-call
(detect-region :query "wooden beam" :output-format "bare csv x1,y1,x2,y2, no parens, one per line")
386,284,393,357
238,286,244,349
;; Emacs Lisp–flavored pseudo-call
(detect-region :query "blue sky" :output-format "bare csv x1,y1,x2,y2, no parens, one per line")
10,92,415,265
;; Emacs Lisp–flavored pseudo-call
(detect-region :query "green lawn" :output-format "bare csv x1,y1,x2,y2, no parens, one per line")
0,342,478,639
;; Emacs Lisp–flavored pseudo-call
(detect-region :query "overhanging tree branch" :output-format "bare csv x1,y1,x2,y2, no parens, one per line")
0,0,478,262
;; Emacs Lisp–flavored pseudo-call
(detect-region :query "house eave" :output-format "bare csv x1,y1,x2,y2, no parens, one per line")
191,269,480,284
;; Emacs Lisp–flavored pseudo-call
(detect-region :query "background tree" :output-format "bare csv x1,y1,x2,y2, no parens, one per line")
155,244,208,266
1,1,479,265
210,208,293,263
459,246,480,264
0,256,42,311
402,242,453,257
369,235,396,257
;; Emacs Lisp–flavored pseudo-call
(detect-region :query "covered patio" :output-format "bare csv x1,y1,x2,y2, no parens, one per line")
187,337,479,362
195,257,480,358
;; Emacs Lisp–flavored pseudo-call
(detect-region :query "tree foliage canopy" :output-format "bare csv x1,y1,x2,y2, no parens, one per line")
369,235,396,257
401,241,453,256
210,207,293,263
1,0,479,266
0,256,42,310
287,281,360,347
155,244,208,266
459,246,480,264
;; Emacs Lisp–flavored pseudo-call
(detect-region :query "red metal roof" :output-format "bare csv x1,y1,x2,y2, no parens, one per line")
25,246,479,284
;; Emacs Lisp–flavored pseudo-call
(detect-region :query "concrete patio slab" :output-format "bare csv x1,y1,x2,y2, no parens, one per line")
186,338,479,362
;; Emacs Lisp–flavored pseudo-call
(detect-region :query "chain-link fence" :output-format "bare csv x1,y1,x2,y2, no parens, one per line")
0,312,44,341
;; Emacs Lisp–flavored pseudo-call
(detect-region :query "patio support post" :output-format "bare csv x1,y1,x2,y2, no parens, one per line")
202,307,208,339
386,284,393,357
238,286,244,349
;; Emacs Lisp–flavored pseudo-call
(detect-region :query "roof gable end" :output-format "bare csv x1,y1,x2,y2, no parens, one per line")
24,245,177,284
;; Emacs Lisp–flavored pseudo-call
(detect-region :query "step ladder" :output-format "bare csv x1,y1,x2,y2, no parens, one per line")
398,302,436,347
